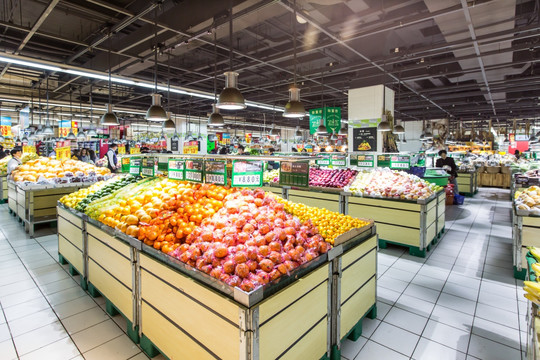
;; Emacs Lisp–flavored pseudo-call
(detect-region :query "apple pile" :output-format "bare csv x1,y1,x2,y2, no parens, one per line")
309,168,358,188
169,188,330,292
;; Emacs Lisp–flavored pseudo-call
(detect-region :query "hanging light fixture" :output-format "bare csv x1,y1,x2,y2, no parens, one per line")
76,87,86,140
294,126,302,138
163,54,175,131
283,4,305,118
316,119,327,135
164,112,175,130
208,31,225,126
217,5,246,110
101,31,119,126
146,7,167,121
35,85,43,137
338,124,348,136
87,85,97,137
393,81,405,133
377,81,391,131
330,130,338,141
66,88,77,140
43,76,54,135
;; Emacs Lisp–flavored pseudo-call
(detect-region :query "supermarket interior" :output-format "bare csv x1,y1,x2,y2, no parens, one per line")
0,0,539,359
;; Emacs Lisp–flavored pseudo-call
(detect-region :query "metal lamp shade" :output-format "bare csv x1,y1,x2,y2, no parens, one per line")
66,130,77,140
216,72,246,110
283,87,305,118
101,104,119,126
393,123,405,134
208,104,225,127
338,127,348,136
316,123,328,135
43,121,54,135
146,94,168,122
377,116,391,132
294,126,302,138
86,128,97,136
163,114,176,130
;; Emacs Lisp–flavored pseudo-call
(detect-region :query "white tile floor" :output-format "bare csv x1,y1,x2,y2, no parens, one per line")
0,188,526,359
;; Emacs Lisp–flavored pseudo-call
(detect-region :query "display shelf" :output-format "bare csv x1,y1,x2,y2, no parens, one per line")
0,176,7,203
57,204,86,288
436,191,446,238
55,204,377,360
512,207,540,280
457,170,479,197
283,187,342,214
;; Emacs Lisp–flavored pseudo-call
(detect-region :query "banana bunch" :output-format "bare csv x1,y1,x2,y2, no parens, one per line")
523,247,540,304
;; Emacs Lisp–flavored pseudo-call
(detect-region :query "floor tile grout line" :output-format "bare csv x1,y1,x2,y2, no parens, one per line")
0,292,21,359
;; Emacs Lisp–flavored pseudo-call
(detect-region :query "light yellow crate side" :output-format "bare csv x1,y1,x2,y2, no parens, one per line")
141,302,221,360
437,191,446,202
426,221,437,244
348,196,421,211
17,204,25,219
340,278,376,337
376,223,420,247
259,264,329,323
17,191,25,205
275,320,328,360
523,217,540,227
58,234,83,274
88,260,133,321
426,198,437,212
426,206,437,226
523,227,540,247
348,203,419,228
341,235,377,269
33,194,65,209
437,202,445,216
139,254,239,323
289,189,340,202
87,223,131,258
522,246,528,269
58,217,83,250
341,251,376,302
288,195,340,213
259,282,328,360
33,208,57,218
140,269,239,358
57,206,83,227
88,236,132,288
437,216,445,233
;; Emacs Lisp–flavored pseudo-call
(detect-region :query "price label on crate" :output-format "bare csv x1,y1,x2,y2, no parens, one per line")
390,155,411,170
204,160,227,185
377,154,391,168
140,157,157,177
279,161,309,187
185,160,203,183
129,157,141,175
168,159,185,180
355,154,375,167
316,154,331,166
330,154,346,167
232,160,263,187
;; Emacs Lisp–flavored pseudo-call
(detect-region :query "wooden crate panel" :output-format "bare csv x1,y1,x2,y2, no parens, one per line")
288,194,339,213
140,268,240,359
340,278,376,337
437,201,445,217
87,223,131,259
88,235,132,288
88,259,133,321
348,196,421,212
522,226,540,248
17,204,25,219
33,208,57,218
523,217,540,227
377,223,420,247
58,216,83,250
289,189,339,201
259,280,328,360
140,254,239,324
341,250,376,302
341,235,377,269
259,264,328,323
426,221,437,243
348,203,419,228
17,190,25,205
57,206,83,228
33,194,65,209
279,319,327,360
437,216,445,234
58,234,83,274
426,206,437,226
141,302,224,360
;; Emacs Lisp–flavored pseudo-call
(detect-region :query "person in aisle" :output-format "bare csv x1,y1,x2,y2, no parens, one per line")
267,148,280,170
0,145,5,159
80,148,93,164
436,149,458,194
7,146,22,175
515,149,521,160
237,144,245,155
71,149,80,160
88,149,97,163
106,143,119,173
48,148,56,158
218,147,228,155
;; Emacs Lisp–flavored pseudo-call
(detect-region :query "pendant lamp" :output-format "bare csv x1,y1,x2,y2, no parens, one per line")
294,126,302,138
146,7,167,121
35,85,43,137
101,32,119,126
66,89,77,140
163,112,175,130
330,130,338,141
217,6,246,110
316,119,327,135
393,120,405,134
338,125,348,136
377,82,391,132
283,2,305,118
43,76,54,135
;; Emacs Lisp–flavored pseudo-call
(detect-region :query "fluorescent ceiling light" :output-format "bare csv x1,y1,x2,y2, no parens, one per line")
0,55,61,72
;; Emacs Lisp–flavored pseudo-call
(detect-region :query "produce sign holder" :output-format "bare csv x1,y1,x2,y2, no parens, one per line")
140,157,157,177
121,157,131,173
331,154,347,167
389,155,411,170
316,154,331,166
56,202,376,360
129,157,141,175
376,154,391,168
352,154,375,168
184,160,204,183
231,160,263,187
512,206,540,280
279,161,310,187
167,159,185,181
204,160,227,186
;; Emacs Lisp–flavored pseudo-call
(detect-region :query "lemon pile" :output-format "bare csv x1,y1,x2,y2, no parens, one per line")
60,181,106,208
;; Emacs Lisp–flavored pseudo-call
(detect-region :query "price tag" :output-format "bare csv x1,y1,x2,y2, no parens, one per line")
140,157,156,177
390,155,411,170
204,160,227,186
168,159,185,180
185,160,203,183
330,154,346,167
117,146,126,155
129,157,141,175
316,155,330,166
23,145,36,154
377,154,391,168
130,147,140,154
232,160,263,187
279,161,309,187
186,170,202,182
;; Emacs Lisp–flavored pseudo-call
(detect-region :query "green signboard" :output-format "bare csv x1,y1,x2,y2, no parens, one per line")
309,108,323,135
377,154,391,168
330,154,346,167
121,157,130,173
390,155,411,170
185,160,203,183
168,159,185,180
280,161,310,187
231,160,263,187
140,157,157,177
204,160,227,186
355,154,375,168
324,107,341,134
129,157,141,175
316,154,331,166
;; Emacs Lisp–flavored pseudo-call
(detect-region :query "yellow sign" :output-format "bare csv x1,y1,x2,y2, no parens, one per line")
130,147,141,154
121,157,130,165
23,145,36,154
183,141,198,154
56,147,71,161
117,145,126,155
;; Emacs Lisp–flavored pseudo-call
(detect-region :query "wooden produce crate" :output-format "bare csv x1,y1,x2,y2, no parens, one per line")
284,187,342,213
436,191,446,238
0,176,7,203
57,204,86,288
512,208,540,280
7,179,17,215
479,172,511,189
344,192,439,257
457,172,476,197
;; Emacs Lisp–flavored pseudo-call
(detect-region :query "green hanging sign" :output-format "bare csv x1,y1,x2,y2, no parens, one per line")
309,108,323,135
185,160,203,183
324,107,341,134
168,159,185,180
231,160,263,187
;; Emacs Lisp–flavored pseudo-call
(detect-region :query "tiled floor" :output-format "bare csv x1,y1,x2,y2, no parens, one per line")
0,188,526,359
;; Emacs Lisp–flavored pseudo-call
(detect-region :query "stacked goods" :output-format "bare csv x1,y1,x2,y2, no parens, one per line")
0,156,10,176
346,168,442,200
278,198,370,245
11,157,111,183
515,186,540,215
309,168,358,188
263,169,279,183
74,175,139,212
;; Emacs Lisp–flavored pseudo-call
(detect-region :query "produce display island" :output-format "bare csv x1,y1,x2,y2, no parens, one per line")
513,208,540,280
56,202,377,360
457,170,479,197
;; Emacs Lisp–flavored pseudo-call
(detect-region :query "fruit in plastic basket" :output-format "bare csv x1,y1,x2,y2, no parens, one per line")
309,168,358,188
11,157,110,183
346,168,440,200
515,186,540,215
21,152,39,163
277,197,369,244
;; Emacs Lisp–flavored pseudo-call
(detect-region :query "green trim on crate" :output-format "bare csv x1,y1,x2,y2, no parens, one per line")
460,192,474,197
80,277,88,291
87,281,102,298
140,334,169,359
0,199,6,204
126,319,140,344
58,253,68,265
514,266,526,281
68,264,79,276
49,220,57,228
346,304,377,342
379,239,427,258
329,345,339,360
106,299,120,317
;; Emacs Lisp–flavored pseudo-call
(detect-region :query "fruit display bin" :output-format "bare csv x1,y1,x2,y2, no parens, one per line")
0,175,7,203
56,203,377,360
282,186,343,214
456,170,479,197
9,180,92,235
512,207,540,280
7,179,17,215
342,191,443,257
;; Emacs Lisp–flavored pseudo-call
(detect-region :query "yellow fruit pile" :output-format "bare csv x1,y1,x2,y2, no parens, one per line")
277,197,370,244
11,157,110,182
524,247,540,304
60,181,106,208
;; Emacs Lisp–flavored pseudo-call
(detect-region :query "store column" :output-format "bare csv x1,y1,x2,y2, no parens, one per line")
348,85,394,153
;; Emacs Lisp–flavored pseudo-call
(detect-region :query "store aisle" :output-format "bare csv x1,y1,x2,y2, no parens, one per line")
342,188,526,360
0,188,524,359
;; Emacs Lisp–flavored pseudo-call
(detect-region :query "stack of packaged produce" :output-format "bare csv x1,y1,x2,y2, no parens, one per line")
309,168,358,188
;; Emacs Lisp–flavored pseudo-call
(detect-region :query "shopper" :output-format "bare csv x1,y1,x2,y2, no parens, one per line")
7,147,22,175
80,148,93,164
237,145,245,155
106,143,119,172
267,148,279,170
436,149,458,194
0,145,5,160
218,147,228,155
515,149,521,160
88,149,97,163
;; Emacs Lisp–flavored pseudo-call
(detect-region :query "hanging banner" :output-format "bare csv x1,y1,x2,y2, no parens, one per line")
130,147,141,154
204,160,227,185
72,121,78,136
117,145,126,155
232,160,263,187
245,133,252,144
171,139,179,152
59,120,71,138
309,108,322,135
0,116,12,137
183,141,198,154
185,160,203,182
352,127,377,151
168,159,185,180
324,107,341,134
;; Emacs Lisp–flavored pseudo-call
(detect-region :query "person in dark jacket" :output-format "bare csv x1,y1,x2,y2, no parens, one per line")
436,149,458,194
106,143,119,172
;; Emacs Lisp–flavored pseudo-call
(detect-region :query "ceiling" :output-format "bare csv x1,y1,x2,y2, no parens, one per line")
0,0,538,132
